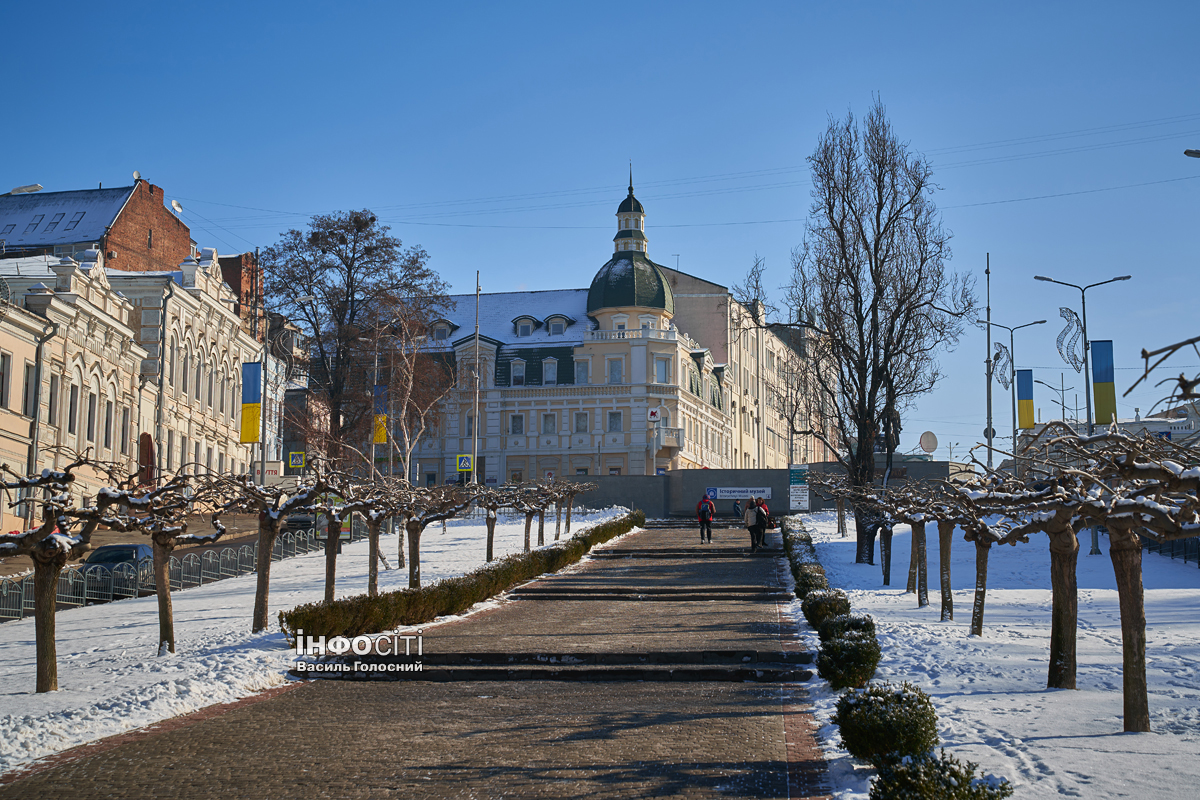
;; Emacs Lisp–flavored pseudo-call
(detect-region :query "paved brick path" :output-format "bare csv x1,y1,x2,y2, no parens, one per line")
1,524,830,799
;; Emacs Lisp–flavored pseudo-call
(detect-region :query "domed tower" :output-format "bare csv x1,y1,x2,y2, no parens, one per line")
613,168,647,254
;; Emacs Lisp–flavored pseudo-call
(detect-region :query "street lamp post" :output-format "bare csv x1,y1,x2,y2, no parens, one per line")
977,317,1046,467
1033,273,1131,554
1035,376,1073,422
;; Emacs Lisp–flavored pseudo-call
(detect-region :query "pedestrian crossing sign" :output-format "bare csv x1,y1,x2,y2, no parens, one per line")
456,455,473,472
288,452,305,469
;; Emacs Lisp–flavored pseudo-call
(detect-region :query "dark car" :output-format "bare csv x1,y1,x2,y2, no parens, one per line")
84,543,153,566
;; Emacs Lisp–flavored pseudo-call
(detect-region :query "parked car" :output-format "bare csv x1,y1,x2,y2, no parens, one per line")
84,543,153,566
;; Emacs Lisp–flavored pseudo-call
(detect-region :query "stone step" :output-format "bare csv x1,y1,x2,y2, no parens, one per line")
410,650,815,666
292,664,815,683
592,548,781,559
508,591,794,602
512,585,781,594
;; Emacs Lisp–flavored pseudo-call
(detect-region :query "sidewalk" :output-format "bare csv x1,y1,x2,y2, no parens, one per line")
0,524,830,799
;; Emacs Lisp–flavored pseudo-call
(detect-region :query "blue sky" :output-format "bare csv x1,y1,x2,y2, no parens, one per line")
5,1,1199,459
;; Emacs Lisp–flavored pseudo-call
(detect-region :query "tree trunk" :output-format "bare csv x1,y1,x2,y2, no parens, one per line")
880,523,893,586
937,519,954,621
969,538,991,637
906,522,918,593
396,517,405,568
252,520,279,633
406,521,423,589
565,497,573,534
33,555,63,693
1109,525,1149,731
367,519,383,597
324,515,340,605
837,498,847,537
524,511,534,553
537,509,545,546
555,501,563,540
854,510,876,564
486,510,496,562
914,520,928,607
1047,525,1079,690
151,537,175,653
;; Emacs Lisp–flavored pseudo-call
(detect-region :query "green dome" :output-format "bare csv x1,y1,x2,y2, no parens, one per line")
587,252,674,314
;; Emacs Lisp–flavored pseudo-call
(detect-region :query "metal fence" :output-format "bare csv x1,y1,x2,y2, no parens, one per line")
1144,535,1200,568
0,523,371,623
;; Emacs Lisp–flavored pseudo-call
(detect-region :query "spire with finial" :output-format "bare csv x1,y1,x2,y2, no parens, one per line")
615,165,647,254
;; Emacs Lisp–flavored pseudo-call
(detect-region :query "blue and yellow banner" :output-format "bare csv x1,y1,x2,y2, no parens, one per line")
241,362,261,443
1091,340,1117,425
1017,369,1035,429
373,385,388,444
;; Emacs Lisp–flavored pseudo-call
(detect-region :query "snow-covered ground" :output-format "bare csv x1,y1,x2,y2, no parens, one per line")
785,512,1200,799
0,507,631,774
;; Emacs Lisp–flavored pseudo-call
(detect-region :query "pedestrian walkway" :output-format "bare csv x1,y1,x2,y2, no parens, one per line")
0,524,830,799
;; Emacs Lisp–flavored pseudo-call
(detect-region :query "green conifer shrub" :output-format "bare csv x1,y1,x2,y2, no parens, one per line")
802,588,851,629
817,631,882,689
869,750,1014,799
818,613,877,643
832,681,938,765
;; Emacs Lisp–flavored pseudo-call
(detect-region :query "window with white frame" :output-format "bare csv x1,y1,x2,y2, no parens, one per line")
543,359,557,385
655,358,669,384
549,320,565,336
510,414,524,435
433,324,450,340
0,352,10,408
607,411,623,432
511,360,525,386
607,358,623,384
517,321,532,337
574,411,588,433
574,360,589,385
542,413,557,434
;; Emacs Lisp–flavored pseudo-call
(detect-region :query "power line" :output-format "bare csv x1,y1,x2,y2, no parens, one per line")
944,175,1200,209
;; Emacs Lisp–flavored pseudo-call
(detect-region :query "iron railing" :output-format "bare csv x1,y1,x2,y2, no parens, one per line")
0,523,369,623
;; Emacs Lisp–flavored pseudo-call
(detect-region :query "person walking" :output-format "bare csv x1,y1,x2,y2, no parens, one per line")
752,497,770,551
696,494,716,543
732,499,741,520
743,499,758,551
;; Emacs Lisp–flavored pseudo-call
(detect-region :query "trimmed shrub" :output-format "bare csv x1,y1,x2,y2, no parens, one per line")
781,520,829,599
870,750,1013,800
817,631,881,689
819,613,876,643
802,588,851,629
279,510,645,640
833,681,938,765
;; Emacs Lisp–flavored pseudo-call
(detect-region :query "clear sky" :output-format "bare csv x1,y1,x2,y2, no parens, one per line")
5,1,1199,460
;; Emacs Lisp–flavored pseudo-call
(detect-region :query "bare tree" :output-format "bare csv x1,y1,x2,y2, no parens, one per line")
0,457,115,692
784,99,975,564
393,483,476,588
261,209,447,469
212,472,328,632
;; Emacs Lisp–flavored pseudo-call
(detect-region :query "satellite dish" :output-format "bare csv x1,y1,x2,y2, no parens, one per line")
171,200,183,215
919,431,938,454
133,170,142,181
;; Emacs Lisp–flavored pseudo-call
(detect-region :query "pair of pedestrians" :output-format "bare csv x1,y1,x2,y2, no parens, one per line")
742,497,770,552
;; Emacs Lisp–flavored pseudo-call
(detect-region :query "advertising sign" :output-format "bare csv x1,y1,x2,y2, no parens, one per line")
704,487,772,500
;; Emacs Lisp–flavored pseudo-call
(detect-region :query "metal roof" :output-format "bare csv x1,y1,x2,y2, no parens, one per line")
0,186,135,252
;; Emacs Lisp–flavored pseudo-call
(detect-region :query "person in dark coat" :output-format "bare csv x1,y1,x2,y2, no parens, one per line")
696,495,716,543
743,500,758,551
752,497,770,551
732,499,742,519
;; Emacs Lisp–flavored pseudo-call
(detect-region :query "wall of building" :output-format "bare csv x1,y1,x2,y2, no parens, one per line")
103,181,193,274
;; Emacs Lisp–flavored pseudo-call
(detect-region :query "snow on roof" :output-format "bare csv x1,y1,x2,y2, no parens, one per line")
0,186,136,251
0,254,60,277
442,288,591,347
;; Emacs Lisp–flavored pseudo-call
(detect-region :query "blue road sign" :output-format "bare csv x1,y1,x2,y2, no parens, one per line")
457,455,473,472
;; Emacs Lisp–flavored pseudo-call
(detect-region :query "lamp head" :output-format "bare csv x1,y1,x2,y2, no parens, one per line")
1034,276,1052,282
1116,275,1132,281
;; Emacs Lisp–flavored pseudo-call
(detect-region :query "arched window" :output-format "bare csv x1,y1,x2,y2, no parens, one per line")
206,358,214,407
195,354,203,400
168,337,177,387
219,373,226,414
181,352,190,394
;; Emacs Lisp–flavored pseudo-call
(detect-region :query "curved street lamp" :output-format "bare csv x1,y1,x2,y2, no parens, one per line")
978,318,1046,467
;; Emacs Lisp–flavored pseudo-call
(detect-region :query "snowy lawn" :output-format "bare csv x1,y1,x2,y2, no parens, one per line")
784,511,1200,799
0,507,631,774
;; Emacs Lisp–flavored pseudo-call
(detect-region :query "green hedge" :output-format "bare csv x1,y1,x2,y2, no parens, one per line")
870,750,1013,800
817,631,881,690
781,517,830,599
833,681,939,766
279,510,645,641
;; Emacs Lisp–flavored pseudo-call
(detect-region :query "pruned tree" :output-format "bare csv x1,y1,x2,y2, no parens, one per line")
510,482,556,553
393,483,476,588
211,472,328,632
557,481,597,536
475,484,518,561
0,457,117,692
778,99,976,564
96,471,220,654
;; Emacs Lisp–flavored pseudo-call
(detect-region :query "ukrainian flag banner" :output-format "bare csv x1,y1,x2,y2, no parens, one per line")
373,385,388,444
1017,369,1035,429
1092,340,1117,425
240,362,262,443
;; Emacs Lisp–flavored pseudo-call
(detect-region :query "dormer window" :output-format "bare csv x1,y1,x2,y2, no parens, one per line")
433,325,449,341
549,321,564,335
518,323,532,337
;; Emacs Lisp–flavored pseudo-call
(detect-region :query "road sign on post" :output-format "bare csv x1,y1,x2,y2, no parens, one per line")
789,464,810,512
456,455,473,472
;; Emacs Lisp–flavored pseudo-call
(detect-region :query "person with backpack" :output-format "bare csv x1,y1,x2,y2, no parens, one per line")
696,494,716,543
743,499,758,551
752,497,771,551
